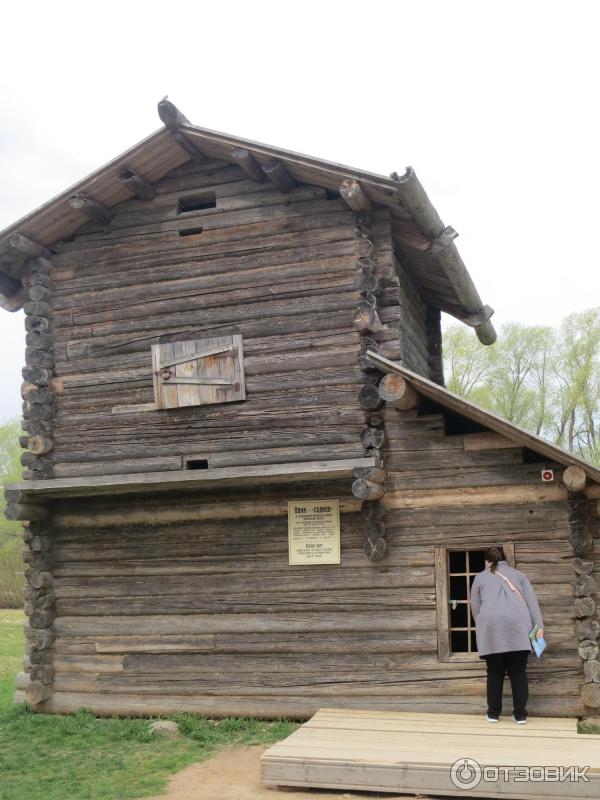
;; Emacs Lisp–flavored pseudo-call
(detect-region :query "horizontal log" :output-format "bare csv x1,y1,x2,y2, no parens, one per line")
572,574,597,597
5,501,47,521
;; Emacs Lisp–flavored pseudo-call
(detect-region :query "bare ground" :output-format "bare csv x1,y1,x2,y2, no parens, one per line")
142,744,414,800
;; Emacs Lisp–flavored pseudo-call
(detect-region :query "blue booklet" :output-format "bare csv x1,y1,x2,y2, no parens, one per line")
529,624,546,657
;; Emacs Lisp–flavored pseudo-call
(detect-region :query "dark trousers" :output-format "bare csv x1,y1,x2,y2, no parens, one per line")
483,650,529,718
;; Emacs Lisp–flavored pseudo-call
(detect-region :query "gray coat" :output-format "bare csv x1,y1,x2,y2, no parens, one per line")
471,561,544,657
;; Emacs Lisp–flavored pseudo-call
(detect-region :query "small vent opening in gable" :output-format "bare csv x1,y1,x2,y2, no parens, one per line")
177,193,216,213
185,459,209,470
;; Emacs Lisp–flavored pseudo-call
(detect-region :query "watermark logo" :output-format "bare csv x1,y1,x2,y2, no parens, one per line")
450,758,590,789
450,758,482,790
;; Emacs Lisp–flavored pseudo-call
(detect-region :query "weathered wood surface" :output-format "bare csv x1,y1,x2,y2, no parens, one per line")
261,708,600,798
34,161,414,478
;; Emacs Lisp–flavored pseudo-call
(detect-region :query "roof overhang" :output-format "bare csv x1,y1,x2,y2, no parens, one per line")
366,351,600,486
0,101,496,343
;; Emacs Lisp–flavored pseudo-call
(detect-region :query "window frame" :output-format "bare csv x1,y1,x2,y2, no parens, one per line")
434,543,515,663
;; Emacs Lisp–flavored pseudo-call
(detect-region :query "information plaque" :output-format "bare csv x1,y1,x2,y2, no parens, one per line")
287,499,341,565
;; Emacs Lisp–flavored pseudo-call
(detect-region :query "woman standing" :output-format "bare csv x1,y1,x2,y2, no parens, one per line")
471,546,544,724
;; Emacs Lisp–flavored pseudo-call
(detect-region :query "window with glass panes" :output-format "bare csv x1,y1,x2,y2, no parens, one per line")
434,544,515,661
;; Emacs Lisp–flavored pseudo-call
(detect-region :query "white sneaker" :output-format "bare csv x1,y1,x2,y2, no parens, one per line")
512,713,527,724
486,714,499,722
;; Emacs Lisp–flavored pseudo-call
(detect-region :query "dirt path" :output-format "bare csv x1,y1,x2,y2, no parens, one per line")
142,744,412,799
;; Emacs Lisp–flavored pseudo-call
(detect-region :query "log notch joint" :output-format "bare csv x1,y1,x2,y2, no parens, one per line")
21,257,56,481
564,469,600,714
351,209,389,560
20,511,56,707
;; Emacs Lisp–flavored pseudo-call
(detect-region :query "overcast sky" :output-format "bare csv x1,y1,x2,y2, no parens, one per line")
0,1,598,421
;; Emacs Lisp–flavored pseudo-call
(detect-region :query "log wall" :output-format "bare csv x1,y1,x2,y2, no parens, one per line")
27,157,438,480
15,410,588,718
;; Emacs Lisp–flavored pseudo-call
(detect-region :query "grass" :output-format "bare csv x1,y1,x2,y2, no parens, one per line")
0,610,299,800
1,610,598,798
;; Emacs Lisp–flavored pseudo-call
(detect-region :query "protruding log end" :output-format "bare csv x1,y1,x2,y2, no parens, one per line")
358,383,384,411
574,558,594,576
352,477,385,501
340,178,372,212
361,500,387,522
353,301,383,334
579,640,599,661
157,97,190,129
26,680,51,706
363,537,388,561
231,147,266,182
582,681,600,709
261,159,296,193
118,168,157,201
378,373,419,410
69,194,113,227
5,501,47,521
563,465,587,493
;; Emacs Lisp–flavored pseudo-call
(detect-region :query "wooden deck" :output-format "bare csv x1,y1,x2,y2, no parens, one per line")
261,708,600,799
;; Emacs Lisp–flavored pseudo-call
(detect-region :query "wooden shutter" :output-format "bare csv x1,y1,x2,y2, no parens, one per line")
151,335,245,410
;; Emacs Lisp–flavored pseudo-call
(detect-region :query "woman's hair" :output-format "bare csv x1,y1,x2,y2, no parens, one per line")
484,546,505,573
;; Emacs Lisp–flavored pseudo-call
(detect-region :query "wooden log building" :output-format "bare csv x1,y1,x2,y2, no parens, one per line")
1,100,599,719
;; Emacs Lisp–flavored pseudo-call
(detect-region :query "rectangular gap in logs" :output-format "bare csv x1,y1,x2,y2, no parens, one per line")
178,227,204,238
177,192,217,213
185,458,209,470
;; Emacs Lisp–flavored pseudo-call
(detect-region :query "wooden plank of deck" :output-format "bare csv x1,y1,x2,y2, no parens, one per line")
261,708,600,799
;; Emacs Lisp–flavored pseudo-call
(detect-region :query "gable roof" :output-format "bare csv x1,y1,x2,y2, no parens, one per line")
0,100,496,344
366,350,600,485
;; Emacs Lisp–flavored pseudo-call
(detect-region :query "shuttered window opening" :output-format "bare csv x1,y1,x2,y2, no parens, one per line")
151,335,246,410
